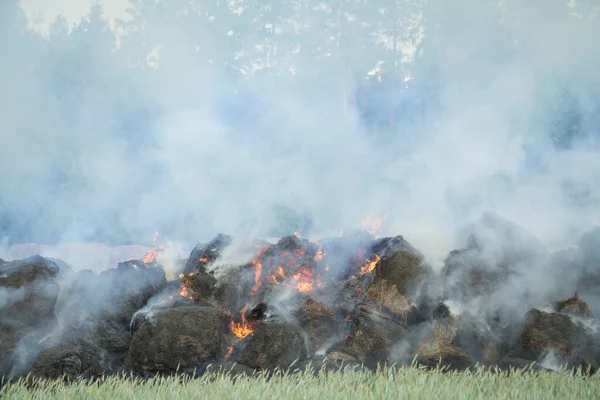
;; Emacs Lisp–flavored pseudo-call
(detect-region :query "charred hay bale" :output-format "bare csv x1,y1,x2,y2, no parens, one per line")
340,304,408,369
333,275,370,315
0,256,61,324
183,234,233,275
238,322,305,371
30,346,103,381
129,306,226,373
544,250,584,300
296,299,337,354
450,315,508,365
553,293,593,318
366,277,411,320
465,211,547,265
325,350,359,363
442,249,513,301
579,226,600,267
370,235,423,260
374,247,432,299
0,255,60,287
0,315,58,381
0,320,22,378
413,318,473,371
520,309,591,363
58,262,167,355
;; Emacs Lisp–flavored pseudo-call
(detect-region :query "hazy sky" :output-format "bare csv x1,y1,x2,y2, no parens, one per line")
20,0,131,31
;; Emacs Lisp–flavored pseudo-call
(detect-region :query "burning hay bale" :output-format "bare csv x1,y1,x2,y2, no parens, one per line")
296,299,337,354
184,234,233,275
129,306,226,373
413,318,473,371
553,293,593,319
366,278,411,320
179,272,215,301
238,322,306,370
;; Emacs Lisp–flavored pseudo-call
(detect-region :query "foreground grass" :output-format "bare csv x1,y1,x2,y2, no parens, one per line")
2,365,599,400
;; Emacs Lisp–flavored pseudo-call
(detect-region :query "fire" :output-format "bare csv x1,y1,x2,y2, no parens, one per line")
224,345,235,360
179,286,189,297
198,256,209,263
230,312,254,339
251,246,269,293
178,272,195,299
294,232,301,238
141,249,158,263
315,246,325,261
141,231,166,264
360,213,389,236
293,268,314,293
360,254,381,275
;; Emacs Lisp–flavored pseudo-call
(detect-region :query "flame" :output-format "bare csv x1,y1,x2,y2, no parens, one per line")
294,232,301,238
178,272,195,299
141,231,166,264
251,246,269,293
230,312,254,339
360,213,389,236
179,286,189,297
142,249,158,263
293,268,314,292
198,256,209,263
315,246,325,261
224,345,235,360
360,254,381,275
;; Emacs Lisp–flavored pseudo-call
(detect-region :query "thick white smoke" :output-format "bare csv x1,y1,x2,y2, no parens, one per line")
1,0,599,270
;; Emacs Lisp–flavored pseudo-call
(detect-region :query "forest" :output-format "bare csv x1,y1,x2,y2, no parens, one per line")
0,0,599,247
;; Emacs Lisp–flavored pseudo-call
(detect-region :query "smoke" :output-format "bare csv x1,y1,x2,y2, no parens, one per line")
0,0,599,275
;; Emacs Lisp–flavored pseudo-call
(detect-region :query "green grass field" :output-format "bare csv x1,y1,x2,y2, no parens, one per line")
2,365,598,400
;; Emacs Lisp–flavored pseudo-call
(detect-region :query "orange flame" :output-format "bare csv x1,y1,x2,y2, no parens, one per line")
360,213,389,236
360,254,381,275
224,345,235,360
179,286,189,297
315,246,325,261
198,256,209,263
141,231,166,263
142,249,158,264
251,246,269,293
178,273,195,299
230,312,254,339
293,268,314,292
294,232,301,238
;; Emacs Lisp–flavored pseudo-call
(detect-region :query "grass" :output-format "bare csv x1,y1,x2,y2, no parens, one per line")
2,364,599,400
